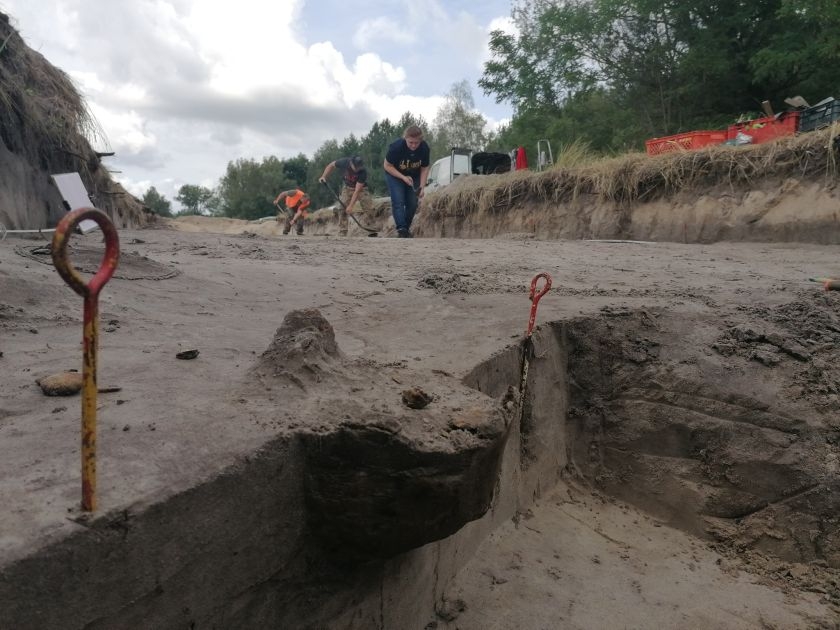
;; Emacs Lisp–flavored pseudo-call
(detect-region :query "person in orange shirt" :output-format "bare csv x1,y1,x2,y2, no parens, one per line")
274,188,311,235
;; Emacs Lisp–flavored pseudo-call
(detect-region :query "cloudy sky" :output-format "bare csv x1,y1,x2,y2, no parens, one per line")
1,0,515,205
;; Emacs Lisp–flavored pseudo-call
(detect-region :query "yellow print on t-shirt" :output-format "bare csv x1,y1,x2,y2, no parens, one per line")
399,159,422,171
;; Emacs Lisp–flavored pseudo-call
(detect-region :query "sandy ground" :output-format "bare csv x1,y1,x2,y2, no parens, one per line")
439,481,835,630
2,219,839,627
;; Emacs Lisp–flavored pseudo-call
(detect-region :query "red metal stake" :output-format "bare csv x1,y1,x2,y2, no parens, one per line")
52,208,120,512
517,272,553,427
525,272,553,337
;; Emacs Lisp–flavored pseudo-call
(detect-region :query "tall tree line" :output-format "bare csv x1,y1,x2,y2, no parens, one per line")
481,0,840,154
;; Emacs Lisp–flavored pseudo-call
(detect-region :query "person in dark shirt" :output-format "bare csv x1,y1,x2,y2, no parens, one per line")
383,125,430,238
319,156,375,236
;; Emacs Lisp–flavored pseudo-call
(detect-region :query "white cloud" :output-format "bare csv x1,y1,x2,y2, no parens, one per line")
352,16,409,49
0,0,514,202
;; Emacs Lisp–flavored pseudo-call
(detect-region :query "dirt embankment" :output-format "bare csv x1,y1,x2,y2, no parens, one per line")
418,128,840,244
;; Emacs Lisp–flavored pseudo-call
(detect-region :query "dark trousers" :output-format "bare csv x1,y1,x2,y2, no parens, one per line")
281,213,303,235
385,173,418,237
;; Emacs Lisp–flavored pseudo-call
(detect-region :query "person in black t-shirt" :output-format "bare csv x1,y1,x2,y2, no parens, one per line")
383,125,430,238
319,156,375,236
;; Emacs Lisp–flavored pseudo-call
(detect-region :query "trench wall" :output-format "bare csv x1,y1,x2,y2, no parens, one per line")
416,178,840,244
0,324,571,629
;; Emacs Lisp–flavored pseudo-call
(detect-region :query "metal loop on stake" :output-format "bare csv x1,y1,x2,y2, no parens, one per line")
52,208,119,299
525,272,552,338
51,207,120,512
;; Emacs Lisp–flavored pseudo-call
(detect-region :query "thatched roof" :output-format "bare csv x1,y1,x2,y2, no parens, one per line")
0,12,101,169
0,11,151,229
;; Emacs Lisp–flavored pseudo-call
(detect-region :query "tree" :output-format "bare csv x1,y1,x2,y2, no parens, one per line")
480,1,600,114
217,156,292,220
175,184,214,215
751,0,840,102
431,80,490,155
282,153,310,188
204,191,224,217
479,0,836,151
141,186,172,217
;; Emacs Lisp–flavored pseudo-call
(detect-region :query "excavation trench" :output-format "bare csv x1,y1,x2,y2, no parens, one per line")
2,305,839,628
561,309,840,569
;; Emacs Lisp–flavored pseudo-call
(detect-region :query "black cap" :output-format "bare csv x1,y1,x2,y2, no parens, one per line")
351,156,364,168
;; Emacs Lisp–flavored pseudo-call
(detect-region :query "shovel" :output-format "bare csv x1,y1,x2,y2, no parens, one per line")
321,180,379,237
274,201,301,221
273,201,296,220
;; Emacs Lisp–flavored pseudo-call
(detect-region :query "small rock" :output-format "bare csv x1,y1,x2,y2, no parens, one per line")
788,564,810,580
624,348,649,364
750,347,781,366
449,407,491,433
435,598,466,622
764,333,812,361
37,372,83,396
51,406,67,413
402,387,432,409
731,324,762,343
176,349,200,360
712,341,736,356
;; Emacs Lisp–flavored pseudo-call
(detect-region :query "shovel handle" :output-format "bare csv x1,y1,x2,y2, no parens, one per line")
321,180,378,235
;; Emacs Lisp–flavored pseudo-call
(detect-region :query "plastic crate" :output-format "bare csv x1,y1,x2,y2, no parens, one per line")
645,130,727,155
726,111,800,144
799,98,840,132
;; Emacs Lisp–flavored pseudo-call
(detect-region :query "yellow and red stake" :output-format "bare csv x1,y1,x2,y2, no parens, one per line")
52,208,120,512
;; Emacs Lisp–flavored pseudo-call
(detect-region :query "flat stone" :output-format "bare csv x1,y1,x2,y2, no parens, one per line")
36,372,83,396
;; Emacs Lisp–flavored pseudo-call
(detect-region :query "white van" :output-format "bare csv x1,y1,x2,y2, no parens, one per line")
426,148,512,193
426,148,472,192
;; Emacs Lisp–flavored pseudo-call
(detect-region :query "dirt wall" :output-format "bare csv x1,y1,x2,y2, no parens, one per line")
0,140,154,232
0,318,569,630
565,303,840,576
416,177,840,244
